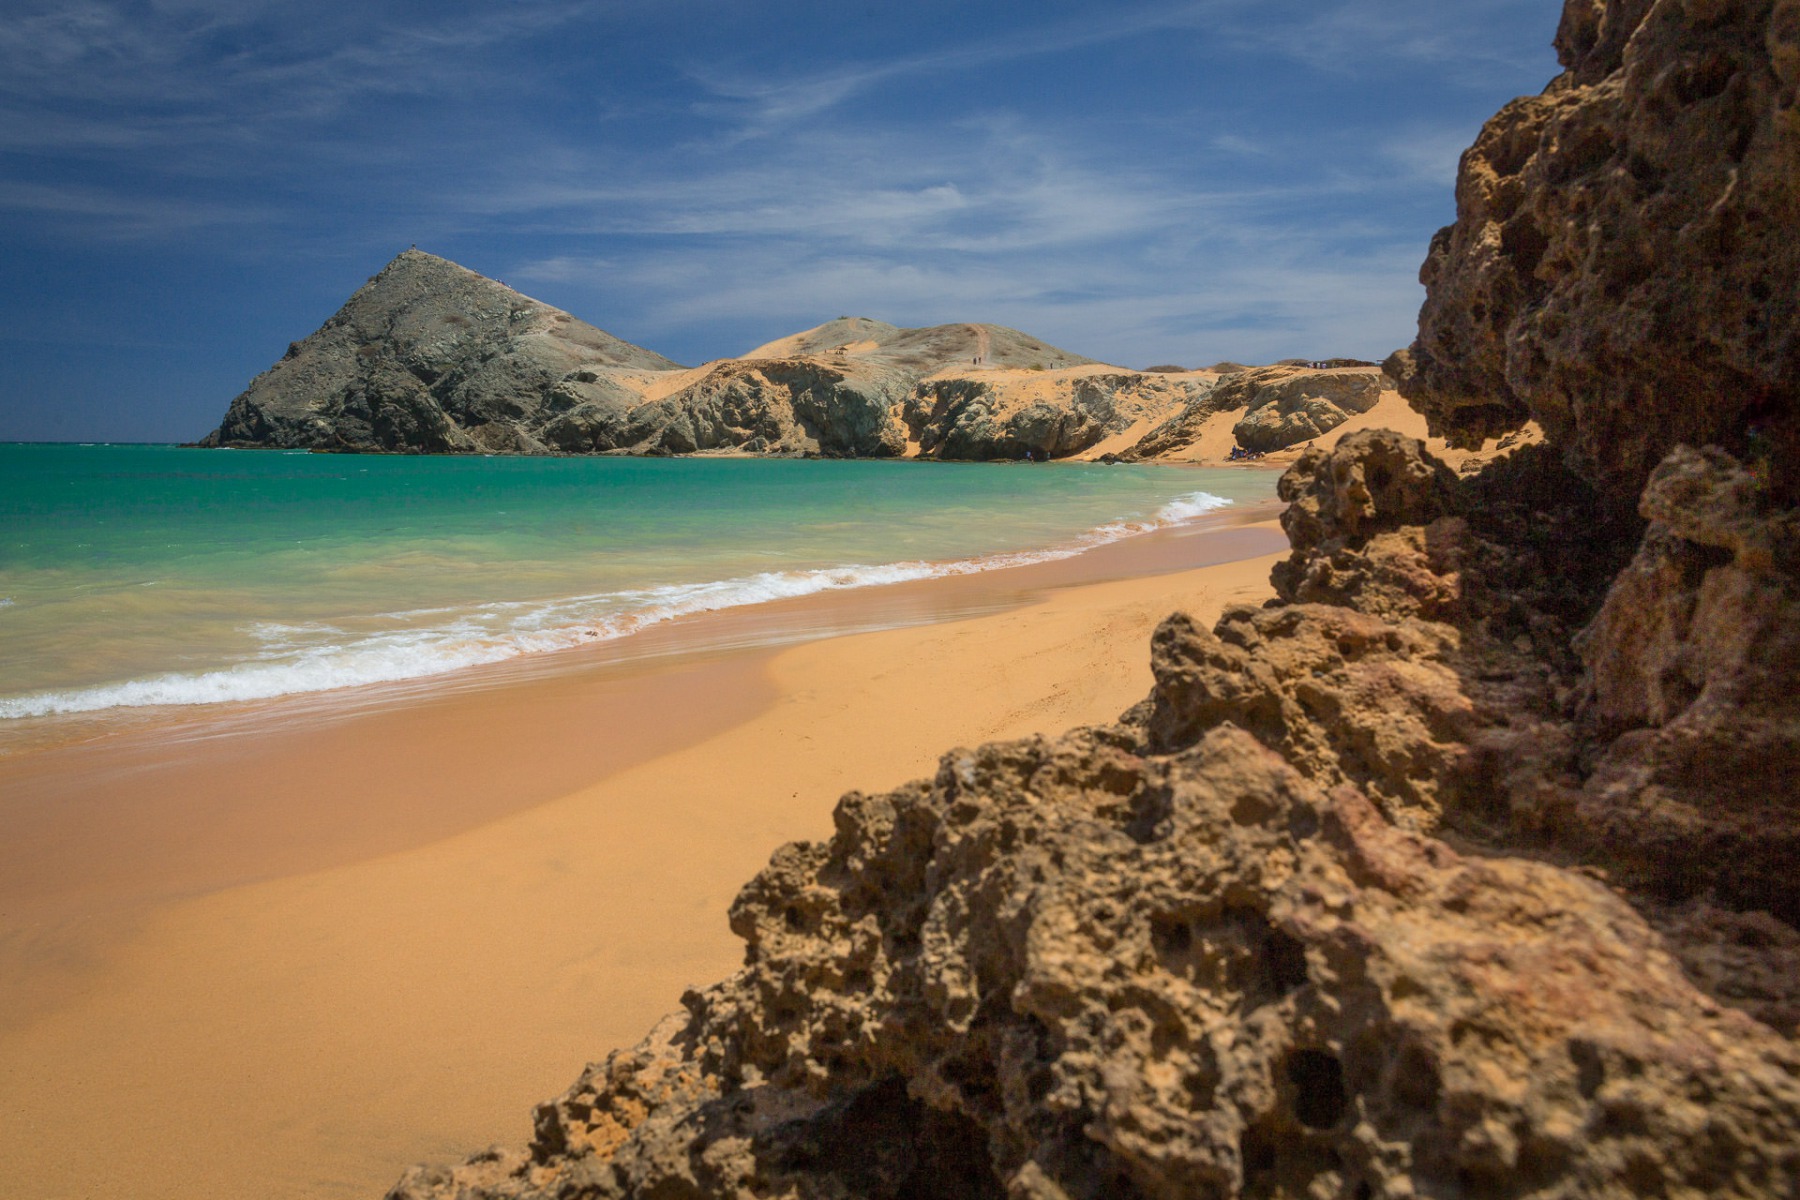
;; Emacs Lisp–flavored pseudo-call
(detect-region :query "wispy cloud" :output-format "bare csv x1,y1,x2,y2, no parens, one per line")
0,0,1563,438
685,0,1251,134
0,180,277,238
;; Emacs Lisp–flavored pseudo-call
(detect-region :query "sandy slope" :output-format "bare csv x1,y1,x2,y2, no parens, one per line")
1118,388,1544,470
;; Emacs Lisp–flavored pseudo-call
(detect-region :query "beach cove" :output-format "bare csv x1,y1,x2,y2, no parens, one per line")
0,448,1286,1198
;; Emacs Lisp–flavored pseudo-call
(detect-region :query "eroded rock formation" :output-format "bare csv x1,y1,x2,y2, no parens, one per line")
1126,367,1391,460
541,359,915,458
385,0,1800,1194
394,724,1800,1200
202,259,1372,461
903,372,1211,461
1388,0,1800,502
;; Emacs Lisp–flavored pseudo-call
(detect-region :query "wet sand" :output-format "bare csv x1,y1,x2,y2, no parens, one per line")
0,512,1286,1199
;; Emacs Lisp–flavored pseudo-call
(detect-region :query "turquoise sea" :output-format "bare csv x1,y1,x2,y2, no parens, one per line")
0,444,1275,729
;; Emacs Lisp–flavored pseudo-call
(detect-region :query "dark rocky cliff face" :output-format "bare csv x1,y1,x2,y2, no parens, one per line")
384,2,1800,1195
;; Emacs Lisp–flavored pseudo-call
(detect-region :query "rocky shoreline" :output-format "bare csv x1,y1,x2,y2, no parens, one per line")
383,0,1798,1195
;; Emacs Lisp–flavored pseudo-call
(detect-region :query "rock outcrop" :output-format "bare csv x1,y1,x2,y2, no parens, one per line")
540,358,915,458
903,372,1212,461
385,1,1800,1195
201,250,682,453
390,430,1800,1200
202,255,1391,462
394,723,1800,1200
1388,0,1800,503
746,318,1097,375
1126,367,1391,459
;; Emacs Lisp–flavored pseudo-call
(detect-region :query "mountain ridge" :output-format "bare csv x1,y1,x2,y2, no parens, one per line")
201,253,1394,462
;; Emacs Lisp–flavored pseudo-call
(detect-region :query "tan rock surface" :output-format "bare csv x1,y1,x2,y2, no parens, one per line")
902,367,1212,461
1126,366,1393,460
392,725,1800,1200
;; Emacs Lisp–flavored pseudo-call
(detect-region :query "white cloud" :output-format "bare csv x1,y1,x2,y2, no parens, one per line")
0,180,277,237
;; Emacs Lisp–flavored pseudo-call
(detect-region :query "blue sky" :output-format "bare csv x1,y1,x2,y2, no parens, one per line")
0,0,1563,441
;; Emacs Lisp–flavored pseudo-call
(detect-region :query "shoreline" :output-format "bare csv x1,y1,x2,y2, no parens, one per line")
0,512,1287,1200
0,506,1281,937
0,456,1268,754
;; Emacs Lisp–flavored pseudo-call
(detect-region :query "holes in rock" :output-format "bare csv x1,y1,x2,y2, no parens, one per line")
1124,787,1173,844
1367,464,1393,493
1240,1121,1278,1175
1729,122,1754,162
1571,1039,1607,1099
1287,1049,1349,1130
1263,928,1310,996
1285,802,1319,841
1553,126,1617,182
1625,155,1663,192
758,1076,1006,1200
941,1050,1002,1113
1672,53,1734,105
1502,216,1551,279
1151,917,1193,956
1391,1039,1443,1112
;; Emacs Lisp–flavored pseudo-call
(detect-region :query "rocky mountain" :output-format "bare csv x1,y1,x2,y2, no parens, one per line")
202,265,1385,461
200,250,682,454
388,0,1800,1196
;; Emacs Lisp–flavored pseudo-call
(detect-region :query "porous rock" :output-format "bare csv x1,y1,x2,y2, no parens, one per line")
389,726,1800,1200
1392,0,1800,501
1568,444,1800,923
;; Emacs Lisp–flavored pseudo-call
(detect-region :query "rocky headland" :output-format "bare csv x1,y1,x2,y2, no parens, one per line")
202,258,1405,463
200,250,684,455
386,0,1800,1196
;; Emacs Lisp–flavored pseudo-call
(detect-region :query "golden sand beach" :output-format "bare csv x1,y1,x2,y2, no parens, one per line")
0,504,1286,1199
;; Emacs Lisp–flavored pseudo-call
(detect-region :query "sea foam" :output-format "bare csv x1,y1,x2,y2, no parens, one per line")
0,490,1232,718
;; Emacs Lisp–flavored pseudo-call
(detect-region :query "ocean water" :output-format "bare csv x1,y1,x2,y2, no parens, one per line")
0,444,1275,728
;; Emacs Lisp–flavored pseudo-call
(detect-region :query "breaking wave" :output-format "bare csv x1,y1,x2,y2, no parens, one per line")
0,490,1232,718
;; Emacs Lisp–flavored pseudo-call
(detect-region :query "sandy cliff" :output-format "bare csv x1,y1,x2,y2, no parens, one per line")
386,0,1800,1195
